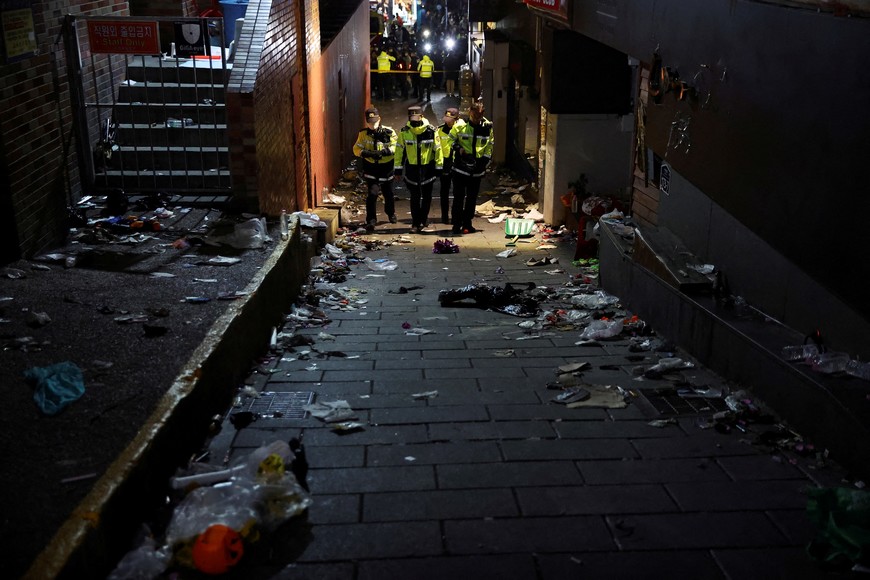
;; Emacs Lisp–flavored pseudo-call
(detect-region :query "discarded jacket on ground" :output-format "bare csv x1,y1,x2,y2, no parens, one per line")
438,282,538,317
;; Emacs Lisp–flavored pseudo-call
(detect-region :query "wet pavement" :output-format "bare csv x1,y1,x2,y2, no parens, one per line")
140,92,861,579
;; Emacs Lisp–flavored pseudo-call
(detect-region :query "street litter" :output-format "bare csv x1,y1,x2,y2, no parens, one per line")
552,387,591,404
644,357,695,378
203,256,241,266
558,362,591,374
433,239,460,254
578,319,624,340
496,248,517,258
492,349,515,357
293,211,327,229
24,361,85,415
405,327,434,335
204,217,270,249
364,257,398,271
303,400,357,423
412,390,439,400
317,331,336,341
26,311,51,327
438,282,539,317
331,421,365,433
149,271,176,278
648,418,679,428
111,441,311,578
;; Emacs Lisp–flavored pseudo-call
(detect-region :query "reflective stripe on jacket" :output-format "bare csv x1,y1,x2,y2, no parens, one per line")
417,57,434,78
448,117,493,178
353,126,397,182
395,119,443,185
377,52,395,72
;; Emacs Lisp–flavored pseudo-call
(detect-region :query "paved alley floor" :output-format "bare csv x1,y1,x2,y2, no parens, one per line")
186,197,856,580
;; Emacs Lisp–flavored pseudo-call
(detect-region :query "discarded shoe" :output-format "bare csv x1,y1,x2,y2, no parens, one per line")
389,215,398,224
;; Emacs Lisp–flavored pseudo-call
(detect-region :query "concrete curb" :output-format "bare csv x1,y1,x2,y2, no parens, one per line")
24,216,319,579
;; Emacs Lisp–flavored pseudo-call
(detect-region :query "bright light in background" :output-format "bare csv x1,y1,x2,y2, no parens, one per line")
422,29,430,38
445,37,455,50
424,42,432,53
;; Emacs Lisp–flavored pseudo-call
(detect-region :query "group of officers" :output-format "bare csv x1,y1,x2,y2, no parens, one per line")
352,100,493,235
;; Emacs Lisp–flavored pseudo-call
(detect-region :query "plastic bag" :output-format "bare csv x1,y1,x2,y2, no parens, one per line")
363,257,398,271
578,319,624,340
571,290,620,310
107,536,170,580
205,218,270,249
24,361,85,415
806,487,870,567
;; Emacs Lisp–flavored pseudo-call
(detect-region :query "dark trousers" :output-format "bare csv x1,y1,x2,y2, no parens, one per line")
439,161,453,221
377,73,389,100
420,76,432,100
451,172,481,230
408,180,434,228
366,179,395,223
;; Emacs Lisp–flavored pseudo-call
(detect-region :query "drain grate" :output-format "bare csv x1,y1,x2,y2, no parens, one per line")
241,391,315,419
636,387,730,417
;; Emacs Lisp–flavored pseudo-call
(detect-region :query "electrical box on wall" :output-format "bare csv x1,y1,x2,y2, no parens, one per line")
543,29,631,115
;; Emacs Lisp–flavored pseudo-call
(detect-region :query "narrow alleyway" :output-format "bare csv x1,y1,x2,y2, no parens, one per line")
154,93,857,579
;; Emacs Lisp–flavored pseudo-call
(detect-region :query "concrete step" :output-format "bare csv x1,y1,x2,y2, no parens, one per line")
94,168,231,190
125,58,232,84
118,82,225,105
106,145,229,171
115,123,227,147
111,103,226,125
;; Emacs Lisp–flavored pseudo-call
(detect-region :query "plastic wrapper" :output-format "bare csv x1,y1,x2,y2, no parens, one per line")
570,290,620,310
438,282,539,318
165,441,312,548
204,218,270,249
107,536,171,580
578,319,624,340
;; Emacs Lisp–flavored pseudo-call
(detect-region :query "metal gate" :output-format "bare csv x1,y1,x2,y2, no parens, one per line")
64,14,234,202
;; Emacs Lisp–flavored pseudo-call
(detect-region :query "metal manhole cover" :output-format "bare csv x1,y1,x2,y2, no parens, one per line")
241,391,315,419
636,387,730,417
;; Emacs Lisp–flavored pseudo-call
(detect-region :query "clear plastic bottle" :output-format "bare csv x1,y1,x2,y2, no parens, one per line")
845,360,870,381
781,343,819,361
810,351,850,374
280,209,289,240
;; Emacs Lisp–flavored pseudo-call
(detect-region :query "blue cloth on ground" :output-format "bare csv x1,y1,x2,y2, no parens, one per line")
24,361,85,415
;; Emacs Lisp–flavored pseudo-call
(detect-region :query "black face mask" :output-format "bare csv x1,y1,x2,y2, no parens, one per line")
410,120,423,127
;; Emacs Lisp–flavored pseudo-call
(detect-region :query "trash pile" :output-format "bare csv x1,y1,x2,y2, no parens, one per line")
108,440,311,578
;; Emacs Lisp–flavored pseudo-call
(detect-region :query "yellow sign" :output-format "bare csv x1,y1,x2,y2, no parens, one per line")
1,6,37,61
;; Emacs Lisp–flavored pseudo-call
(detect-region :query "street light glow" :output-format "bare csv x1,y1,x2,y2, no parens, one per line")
445,37,455,50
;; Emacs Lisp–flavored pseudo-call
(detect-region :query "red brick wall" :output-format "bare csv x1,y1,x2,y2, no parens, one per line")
0,0,131,263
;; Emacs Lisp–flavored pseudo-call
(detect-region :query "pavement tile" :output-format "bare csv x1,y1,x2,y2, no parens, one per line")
324,368,424,382
303,424,428,446
425,366,532,379
346,393,431,408
263,562,356,580
307,465,436,494
429,420,556,441
500,438,637,461
577,457,731,484
296,521,442,561
516,484,677,516
378,339,464,351
372,378,478,394
766,508,818,545
606,512,790,550
666,480,812,511
358,555,537,580
306,494,360,524
368,441,502,466
716,454,807,480
375,357,471,369
555,419,690,439
444,516,614,554
437,461,582,488
370,405,489,424
304,445,366,468
487,403,607,421
308,381,373,396
277,358,374,371
471,356,569,368
428,389,540,405
477,376,547,391
537,551,726,580
711,547,839,579
362,488,519,521
631,433,761,458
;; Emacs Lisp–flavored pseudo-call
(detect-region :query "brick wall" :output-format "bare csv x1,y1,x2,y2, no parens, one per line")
0,0,130,263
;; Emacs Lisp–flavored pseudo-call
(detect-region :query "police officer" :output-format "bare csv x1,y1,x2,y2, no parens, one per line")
353,107,398,230
437,107,464,224
376,49,395,100
448,99,493,235
417,53,435,101
394,105,443,233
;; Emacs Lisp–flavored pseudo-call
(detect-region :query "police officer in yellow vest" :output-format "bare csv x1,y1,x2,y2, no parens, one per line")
437,107,465,224
448,99,493,235
394,105,443,233
353,107,398,230
417,54,435,101
376,49,395,100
